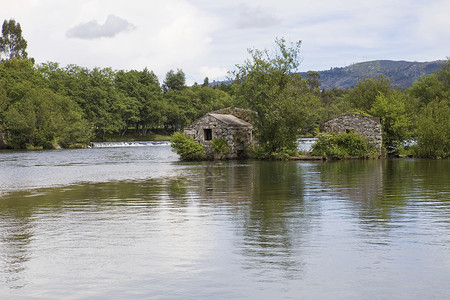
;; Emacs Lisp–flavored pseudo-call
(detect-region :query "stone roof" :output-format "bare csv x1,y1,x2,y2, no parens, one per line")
210,107,256,123
321,113,381,125
208,113,253,128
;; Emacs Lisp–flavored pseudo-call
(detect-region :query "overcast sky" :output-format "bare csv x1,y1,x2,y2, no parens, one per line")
2,0,449,84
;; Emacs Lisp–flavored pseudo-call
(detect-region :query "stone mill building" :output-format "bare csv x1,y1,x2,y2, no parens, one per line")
184,108,253,159
320,113,382,154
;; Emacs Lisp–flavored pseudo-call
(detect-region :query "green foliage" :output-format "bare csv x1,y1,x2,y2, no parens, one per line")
409,74,444,108
250,145,298,160
211,137,231,159
320,88,352,120
311,131,378,159
0,80,9,119
414,99,450,158
170,132,206,161
306,71,321,94
370,90,413,154
202,77,209,87
0,19,28,60
4,87,92,149
409,59,450,109
233,38,322,155
114,68,162,135
271,147,298,160
345,75,392,112
162,69,186,93
407,59,450,158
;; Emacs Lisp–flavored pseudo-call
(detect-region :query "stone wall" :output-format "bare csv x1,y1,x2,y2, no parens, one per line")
184,114,253,159
320,113,382,153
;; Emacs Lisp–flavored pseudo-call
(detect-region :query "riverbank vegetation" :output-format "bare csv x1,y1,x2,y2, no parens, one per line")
0,19,449,158
311,131,379,159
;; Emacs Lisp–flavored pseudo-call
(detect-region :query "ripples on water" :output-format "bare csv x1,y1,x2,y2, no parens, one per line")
1,145,450,299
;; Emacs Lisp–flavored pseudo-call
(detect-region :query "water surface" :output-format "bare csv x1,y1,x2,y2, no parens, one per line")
1,145,449,299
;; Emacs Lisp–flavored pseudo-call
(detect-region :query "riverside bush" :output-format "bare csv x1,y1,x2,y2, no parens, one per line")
170,132,205,161
211,137,231,159
311,131,378,159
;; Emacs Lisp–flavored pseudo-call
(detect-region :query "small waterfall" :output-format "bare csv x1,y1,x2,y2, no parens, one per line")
298,138,317,152
91,141,171,148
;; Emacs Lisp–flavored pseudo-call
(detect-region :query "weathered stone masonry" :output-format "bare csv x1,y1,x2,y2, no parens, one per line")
184,113,253,159
320,113,382,154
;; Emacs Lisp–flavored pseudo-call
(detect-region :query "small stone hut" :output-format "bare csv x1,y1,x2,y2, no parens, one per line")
320,113,382,154
184,111,253,159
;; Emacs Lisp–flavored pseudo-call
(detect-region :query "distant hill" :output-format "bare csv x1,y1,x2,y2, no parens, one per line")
300,60,445,90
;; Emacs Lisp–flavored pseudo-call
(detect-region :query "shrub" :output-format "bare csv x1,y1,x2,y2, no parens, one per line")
170,132,206,161
311,131,378,159
250,145,298,160
271,147,298,160
211,137,231,159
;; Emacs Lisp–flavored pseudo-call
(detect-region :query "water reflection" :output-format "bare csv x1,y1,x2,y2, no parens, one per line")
0,199,33,289
171,161,316,279
315,159,450,249
239,162,309,279
1,157,450,298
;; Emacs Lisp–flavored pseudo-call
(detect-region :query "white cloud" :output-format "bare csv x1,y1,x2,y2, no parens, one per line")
235,4,281,29
66,15,136,39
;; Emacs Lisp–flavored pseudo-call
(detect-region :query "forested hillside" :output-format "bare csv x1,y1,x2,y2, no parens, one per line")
300,60,444,89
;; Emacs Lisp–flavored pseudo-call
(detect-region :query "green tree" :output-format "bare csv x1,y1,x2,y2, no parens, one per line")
414,99,450,158
306,71,321,94
162,69,186,93
4,88,91,149
345,75,392,112
320,88,352,120
115,68,162,135
0,80,8,120
38,61,70,95
370,90,412,154
233,38,321,156
0,58,43,102
409,74,444,108
0,19,28,60
62,66,123,139
136,68,163,134
436,58,450,89
161,100,186,132
409,59,450,108
202,76,209,87
190,84,233,116
116,94,140,136
408,59,450,158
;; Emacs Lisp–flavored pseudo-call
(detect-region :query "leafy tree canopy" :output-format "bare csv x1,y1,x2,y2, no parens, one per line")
345,75,392,112
370,90,413,153
0,19,28,60
233,38,321,155
162,69,186,93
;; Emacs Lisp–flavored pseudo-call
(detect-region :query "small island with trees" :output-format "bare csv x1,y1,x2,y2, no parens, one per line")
1,19,449,160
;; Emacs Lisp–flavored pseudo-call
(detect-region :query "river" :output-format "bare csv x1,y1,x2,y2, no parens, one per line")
1,143,450,299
